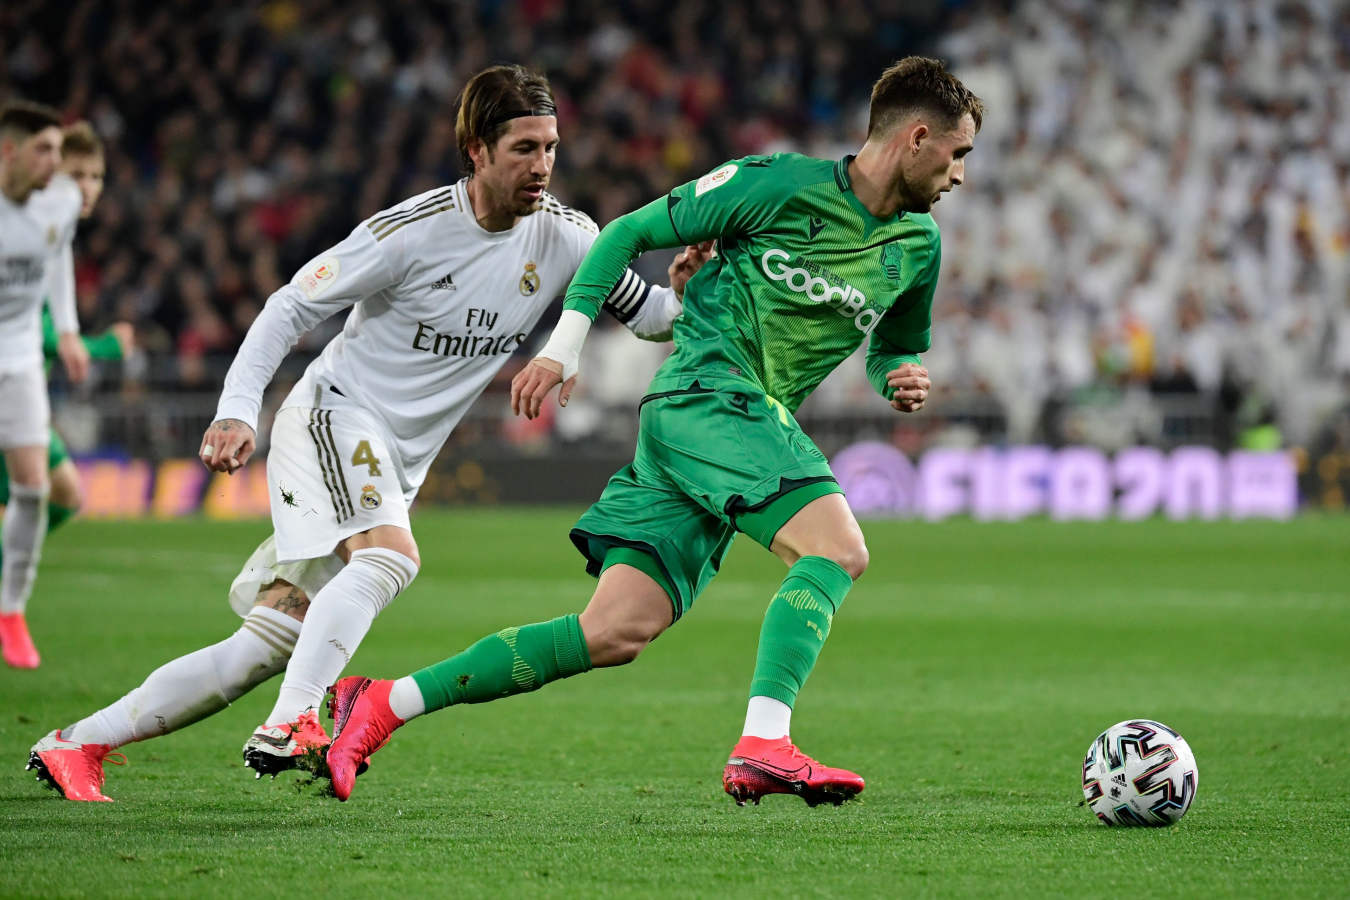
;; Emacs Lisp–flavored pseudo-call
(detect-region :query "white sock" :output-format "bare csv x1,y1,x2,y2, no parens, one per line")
387,676,426,720
67,607,300,748
742,695,792,740
1,482,50,614
266,548,417,726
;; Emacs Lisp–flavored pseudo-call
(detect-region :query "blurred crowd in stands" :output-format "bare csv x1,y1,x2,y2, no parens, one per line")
4,0,1348,453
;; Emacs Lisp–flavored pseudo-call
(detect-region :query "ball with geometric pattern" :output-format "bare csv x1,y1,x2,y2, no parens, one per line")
1081,719,1198,826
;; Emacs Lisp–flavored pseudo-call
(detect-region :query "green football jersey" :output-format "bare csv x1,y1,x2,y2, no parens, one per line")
564,153,941,412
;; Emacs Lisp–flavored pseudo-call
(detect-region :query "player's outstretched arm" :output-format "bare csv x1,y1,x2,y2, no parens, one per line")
563,197,688,323
513,198,689,419
620,242,714,342
531,243,709,413
516,156,781,418
601,242,712,343
199,418,256,473
601,269,673,342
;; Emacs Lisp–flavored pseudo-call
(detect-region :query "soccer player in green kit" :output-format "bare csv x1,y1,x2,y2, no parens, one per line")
326,57,982,806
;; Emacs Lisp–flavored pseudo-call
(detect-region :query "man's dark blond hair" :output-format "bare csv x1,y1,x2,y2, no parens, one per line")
454,65,556,174
62,120,103,158
867,57,984,138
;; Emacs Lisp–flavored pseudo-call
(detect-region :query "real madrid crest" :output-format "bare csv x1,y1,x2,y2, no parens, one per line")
360,483,382,509
519,261,541,296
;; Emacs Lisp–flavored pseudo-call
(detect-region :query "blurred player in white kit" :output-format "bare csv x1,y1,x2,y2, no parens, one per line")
0,100,89,670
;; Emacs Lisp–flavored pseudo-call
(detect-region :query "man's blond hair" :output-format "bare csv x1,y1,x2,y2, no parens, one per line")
62,120,103,159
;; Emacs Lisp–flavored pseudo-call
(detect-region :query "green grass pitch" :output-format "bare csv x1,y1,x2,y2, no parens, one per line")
2,510,1347,898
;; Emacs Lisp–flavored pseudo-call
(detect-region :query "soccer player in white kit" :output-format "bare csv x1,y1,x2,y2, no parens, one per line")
28,65,707,801
0,100,90,670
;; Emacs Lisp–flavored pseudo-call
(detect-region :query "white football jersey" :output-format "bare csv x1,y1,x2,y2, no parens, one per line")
0,174,81,374
216,180,677,493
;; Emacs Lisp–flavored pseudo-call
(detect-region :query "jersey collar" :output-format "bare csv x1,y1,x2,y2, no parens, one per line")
835,155,902,238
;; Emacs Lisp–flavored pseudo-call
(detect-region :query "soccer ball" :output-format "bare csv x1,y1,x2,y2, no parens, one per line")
1081,719,1198,826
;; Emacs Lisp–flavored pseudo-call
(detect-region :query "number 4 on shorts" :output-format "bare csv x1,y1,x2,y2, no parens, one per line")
352,440,382,476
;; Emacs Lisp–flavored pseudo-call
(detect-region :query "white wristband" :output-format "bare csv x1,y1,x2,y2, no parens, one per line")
537,309,593,381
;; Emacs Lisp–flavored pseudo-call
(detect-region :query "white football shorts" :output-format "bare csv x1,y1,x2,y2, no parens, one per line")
265,404,412,564
0,367,51,450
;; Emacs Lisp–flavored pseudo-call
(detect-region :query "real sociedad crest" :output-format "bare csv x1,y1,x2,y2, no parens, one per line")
880,243,904,281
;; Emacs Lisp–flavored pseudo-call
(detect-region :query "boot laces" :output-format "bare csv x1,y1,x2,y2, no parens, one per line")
83,746,127,789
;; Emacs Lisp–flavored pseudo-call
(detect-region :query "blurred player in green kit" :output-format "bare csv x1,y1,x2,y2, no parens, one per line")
0,121,133,668
327,57,983,806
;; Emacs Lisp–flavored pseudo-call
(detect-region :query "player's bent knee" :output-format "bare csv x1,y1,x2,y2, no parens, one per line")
831,541,869,580
341,526,421,570
6,446,51,487
579,563,675,666
344,547,419,617
360,548,418,593
580,609,668,667
384,541,420,571
586,623,659,667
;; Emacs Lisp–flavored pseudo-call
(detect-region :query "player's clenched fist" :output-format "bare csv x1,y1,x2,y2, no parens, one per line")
510,356,577,420
199,418,256,473
886,363,930,413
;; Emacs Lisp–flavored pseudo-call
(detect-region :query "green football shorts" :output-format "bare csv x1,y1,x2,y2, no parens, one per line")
571,380,842,620
0,428,68,505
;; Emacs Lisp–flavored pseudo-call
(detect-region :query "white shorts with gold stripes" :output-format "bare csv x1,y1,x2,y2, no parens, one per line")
265,404,411,565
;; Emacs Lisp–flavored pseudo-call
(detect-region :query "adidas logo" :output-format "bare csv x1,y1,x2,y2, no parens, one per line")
431,272,456,290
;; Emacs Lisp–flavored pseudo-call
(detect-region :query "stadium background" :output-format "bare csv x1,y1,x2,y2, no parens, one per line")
3,0,1349,517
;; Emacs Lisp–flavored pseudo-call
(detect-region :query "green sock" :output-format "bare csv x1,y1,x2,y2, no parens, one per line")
411,613,592,713
748,556,854,707
47,503,76,534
